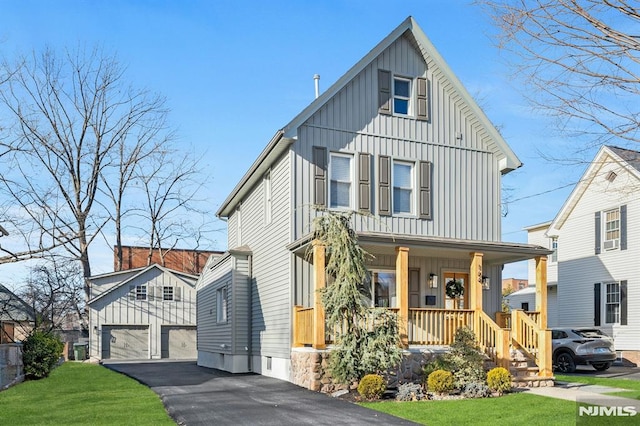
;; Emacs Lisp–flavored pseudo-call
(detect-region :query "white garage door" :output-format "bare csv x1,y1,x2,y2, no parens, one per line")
161,326,196,359
102,326,149,359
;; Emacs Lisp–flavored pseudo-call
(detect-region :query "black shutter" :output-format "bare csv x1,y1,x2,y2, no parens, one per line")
620,205,627,250
416,77,429,121
358,153,371,212
595,211,601,255
594,283,601,326
312,147,327,207
621,280,627,325
378,155,391,216
419,161,432,219
378,69,391,115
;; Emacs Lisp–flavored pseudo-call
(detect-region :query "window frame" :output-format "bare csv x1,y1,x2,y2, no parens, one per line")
328,152,354,209
216,287,228,323
393,76,412,116
550,238,558,263
163,286,174,302
392,160,414,215
135,285,147,301
603,208,620,250
604,281,620,324
368,269,397,308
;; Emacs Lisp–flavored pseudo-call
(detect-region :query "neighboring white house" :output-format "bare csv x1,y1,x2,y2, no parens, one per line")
88,264,198,360
528,145,640,364
196,17,551,387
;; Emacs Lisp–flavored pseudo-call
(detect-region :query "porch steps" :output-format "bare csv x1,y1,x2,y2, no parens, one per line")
509,347,554,388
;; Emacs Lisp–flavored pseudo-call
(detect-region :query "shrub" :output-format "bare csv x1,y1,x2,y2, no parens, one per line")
487,367,512,395
357,374,386,400
427,369,454,395
422,356,449,379
396,382,426,401
462,382,491,398
441,327,486,389
22,331,64,380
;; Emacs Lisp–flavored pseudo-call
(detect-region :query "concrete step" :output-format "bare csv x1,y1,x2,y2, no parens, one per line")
511,376,555,388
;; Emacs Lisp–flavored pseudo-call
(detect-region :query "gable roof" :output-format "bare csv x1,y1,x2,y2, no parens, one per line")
217,16,521,218
548,145,640,234
87,263,198,305
0,284,35,322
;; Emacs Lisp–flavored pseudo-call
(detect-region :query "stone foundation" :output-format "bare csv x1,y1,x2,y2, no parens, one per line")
291,346,448,392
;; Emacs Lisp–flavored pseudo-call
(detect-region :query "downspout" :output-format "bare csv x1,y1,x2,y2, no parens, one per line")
247,254,253,372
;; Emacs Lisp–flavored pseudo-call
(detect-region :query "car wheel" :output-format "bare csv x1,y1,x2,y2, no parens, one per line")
592,362,612,371
555,352,576,373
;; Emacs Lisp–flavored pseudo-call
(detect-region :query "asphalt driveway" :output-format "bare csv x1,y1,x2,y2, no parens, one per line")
103,361,417,426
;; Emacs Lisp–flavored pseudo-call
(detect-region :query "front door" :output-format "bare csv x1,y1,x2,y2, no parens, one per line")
443,272,469,309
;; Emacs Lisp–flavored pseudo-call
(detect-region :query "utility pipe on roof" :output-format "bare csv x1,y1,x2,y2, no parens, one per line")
313,74,320,99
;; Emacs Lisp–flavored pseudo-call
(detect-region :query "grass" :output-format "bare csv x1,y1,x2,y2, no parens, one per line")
360,392,577,425
556,373,640,400
0,362,174,425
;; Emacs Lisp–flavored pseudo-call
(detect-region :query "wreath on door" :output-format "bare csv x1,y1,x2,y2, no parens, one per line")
445,279,464,299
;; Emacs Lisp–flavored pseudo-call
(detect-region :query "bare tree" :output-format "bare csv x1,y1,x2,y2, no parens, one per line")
0,46,173,294
130,150,208,268
479,0,640,149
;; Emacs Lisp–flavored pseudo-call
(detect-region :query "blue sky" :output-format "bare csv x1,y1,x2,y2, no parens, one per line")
0,1,590,282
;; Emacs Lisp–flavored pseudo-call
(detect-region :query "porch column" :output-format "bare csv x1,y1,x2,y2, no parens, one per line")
469,252,484,312
312,239,326,349
396,246,409,348
535,256,548,329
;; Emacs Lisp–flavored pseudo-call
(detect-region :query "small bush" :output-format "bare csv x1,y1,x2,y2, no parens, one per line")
427,369,454,395
396,382,426,401
487,367,512,395
357,374,386,400
462,382,491,398
22,331,64,379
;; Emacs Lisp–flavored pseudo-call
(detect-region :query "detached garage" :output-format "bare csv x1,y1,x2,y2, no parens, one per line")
88,264,198,360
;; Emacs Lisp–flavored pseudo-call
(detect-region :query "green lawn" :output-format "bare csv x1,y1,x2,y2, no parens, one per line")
556,373,640,400
360,393,576,425
0,362,174,425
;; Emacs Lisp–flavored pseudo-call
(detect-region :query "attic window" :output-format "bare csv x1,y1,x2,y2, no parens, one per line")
605,171,617,182
393,77,411,115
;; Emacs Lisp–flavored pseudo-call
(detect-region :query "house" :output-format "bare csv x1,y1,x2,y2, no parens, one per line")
524,221,559,328
115,245,222,274
196,17,553,389
87,264,198,360
0,284,34,343
530,145,640,364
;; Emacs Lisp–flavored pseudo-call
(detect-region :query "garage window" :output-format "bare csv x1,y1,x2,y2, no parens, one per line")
163,286,174,301
136,285,147,301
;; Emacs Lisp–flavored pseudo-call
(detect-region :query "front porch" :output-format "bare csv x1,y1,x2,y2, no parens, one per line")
291,237,554,382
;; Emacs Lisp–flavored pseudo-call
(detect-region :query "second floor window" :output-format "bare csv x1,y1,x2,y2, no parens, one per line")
163,286,174,301
551,238,558,262
136,285,147,301
604,208,620,250
393,161,413,214
329,153,353,209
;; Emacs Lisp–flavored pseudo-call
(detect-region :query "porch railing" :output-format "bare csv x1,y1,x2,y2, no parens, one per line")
495,310,541,329
408,308,474,345
511,310,552,377
475,310,510,369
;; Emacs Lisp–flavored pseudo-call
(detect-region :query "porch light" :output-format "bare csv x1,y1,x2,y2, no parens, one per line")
482,276,490,290
428,273,438,288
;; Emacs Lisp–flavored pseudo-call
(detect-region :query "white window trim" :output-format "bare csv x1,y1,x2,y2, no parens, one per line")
392,160,415,215
368,269,397,308
604,281,620,325
603,208,620,251
550,238,558,263
328,152,354,210
393,75,412,116
217,287,228,323
264,169,272,225
163,286,174,302
136,285,147,301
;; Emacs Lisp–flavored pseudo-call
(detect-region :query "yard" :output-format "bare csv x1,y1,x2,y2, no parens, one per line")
0,362,174,425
